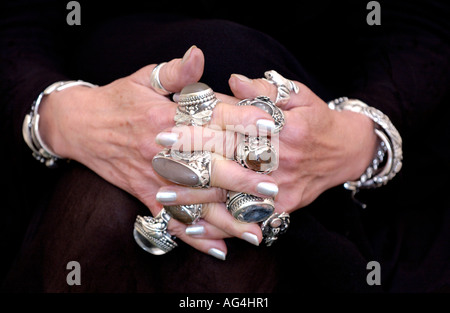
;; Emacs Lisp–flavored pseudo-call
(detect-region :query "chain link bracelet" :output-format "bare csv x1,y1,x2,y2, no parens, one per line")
22,80,97,168
328,97,403,199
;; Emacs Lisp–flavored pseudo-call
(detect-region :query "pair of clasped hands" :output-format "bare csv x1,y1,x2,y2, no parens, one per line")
39,46,377,259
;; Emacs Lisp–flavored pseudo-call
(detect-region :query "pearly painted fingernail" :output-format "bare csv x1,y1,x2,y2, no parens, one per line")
185,225,205,236
155,132,179,147
172,92,180,103
156,190,177,203
208,248,226,261
256,119,276,132
242,232,259,246
256,182,279,197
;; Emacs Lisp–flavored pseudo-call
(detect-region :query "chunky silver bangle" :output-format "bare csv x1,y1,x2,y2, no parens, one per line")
22,80,97,167
328,97,403,193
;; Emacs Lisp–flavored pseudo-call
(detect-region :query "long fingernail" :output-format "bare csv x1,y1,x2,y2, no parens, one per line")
242,232,259,246
155,132,179,147
256,119,276,132
156,191,177,203
256,182,279,197
232,74,252,83
182,45,196,64
208,248,226,261
186,225,205,236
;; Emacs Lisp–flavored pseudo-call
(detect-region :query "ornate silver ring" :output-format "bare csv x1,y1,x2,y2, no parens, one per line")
133,209,177,255
226,191,275,223
235,136,278,174
152,149,211,188
236,96,285,133
164,203,202,224
260,212,290,246
263,70,299,106
150,63,171,96
175,82,219,126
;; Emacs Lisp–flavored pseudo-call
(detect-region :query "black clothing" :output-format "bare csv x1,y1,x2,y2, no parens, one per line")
1,0,449,293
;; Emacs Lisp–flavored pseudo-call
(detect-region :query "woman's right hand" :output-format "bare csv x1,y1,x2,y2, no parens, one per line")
36,46,275,259
38,46,205,212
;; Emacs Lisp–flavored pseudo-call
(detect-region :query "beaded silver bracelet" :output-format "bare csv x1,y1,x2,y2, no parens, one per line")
22,80,97,167
328,97,403,196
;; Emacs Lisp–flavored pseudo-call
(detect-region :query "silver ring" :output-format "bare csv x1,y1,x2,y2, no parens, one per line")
263,70,299,106
164,204,202,224
236,96,285,133
175,82,219,126
260,212,290,246
235,136,278,174
133,209,177,255
150,63,171,96
226,191,275,223
152,149,211,188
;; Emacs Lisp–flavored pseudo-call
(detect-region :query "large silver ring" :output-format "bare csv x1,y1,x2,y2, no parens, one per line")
235,136,278,174
260,212,290,246
226,191,275,223
152,149,211,188
164,204,202,224
263,70,299,106
150,63,171,96
236,96,285,133
133,209,177,255
175,82,219,126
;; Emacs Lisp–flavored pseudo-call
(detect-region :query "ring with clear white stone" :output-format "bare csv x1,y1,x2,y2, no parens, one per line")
174,82,219,126
152,149,211,188
235,135,278,174
236,96,285,133
164,204,202,224
133,209,177,255
263,70,299,106
226,191,275,223
260,212,290,247
150,63,172,96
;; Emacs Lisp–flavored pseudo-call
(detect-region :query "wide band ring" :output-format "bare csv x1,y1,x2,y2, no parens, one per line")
164,204,202,224
175,82,219,126
150,63,171,96
235,136,278,174
226,191,275,223
152,149,211,188
133,209,177,255
236,96,285,133
263,70,299,106
260,212,290,246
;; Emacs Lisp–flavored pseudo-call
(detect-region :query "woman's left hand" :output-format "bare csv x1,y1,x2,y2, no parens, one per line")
159,74,378,217
227,74,378,212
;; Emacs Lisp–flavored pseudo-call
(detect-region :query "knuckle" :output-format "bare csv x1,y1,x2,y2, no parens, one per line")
213,103,227,127
146,106,173,130
167,220,186,238
137,137,157,160
258,79,278,99
233,169,262,192
200,203,212,219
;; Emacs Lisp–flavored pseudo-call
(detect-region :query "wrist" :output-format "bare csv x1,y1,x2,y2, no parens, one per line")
23,80,97,167
39,86,83,158
333,109,378,183
328,97,403,194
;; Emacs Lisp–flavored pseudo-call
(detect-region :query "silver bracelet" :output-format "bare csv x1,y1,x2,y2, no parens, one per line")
328,97,403,194
22,80,97,167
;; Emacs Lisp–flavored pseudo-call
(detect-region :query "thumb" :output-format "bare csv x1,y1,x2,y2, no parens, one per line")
229,73,310,110
131,45,205,93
